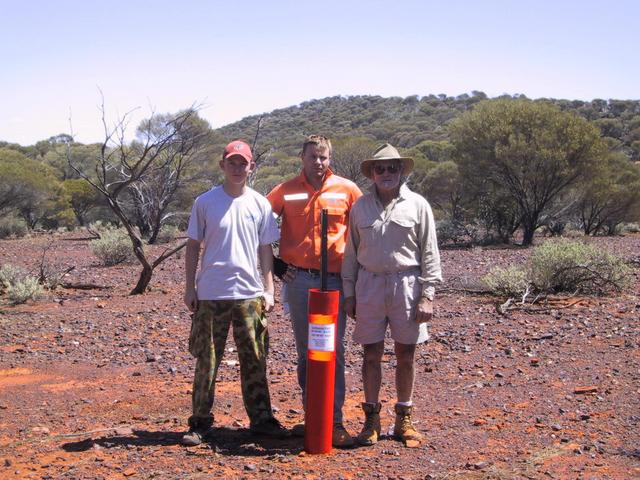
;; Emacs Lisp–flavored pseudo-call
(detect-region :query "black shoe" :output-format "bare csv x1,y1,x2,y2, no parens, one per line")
250,418,290,438
181,427,213,446
291,422,305,437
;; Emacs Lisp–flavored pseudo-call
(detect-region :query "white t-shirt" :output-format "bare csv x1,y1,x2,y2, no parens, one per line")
187,186,280,300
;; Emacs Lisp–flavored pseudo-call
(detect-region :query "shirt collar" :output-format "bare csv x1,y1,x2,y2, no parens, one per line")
369,182,410,200
298,168,334,189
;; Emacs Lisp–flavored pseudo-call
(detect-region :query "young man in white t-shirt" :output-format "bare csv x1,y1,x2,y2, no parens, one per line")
182,140,287,445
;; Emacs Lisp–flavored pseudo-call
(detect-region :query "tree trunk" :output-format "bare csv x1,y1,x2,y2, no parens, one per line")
148,222,161,245
131,264,153,294
521,223,535,246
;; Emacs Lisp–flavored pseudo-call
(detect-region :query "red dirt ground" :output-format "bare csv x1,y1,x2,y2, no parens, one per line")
0,232,639,479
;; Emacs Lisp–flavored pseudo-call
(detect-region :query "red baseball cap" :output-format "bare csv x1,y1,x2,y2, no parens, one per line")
223,140,253,162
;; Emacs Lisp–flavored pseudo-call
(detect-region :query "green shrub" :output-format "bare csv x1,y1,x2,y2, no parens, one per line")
90,228,136,266
530,239,631,294
622,222,640,233
0,264,27,291
436,219,471,245
156,224,181,244
7,276,43,304
563,228,584,239
0,216,28,239
483,266,529,296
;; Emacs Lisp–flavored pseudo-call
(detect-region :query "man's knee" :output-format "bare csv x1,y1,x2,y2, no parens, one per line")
394,342,416,365
363,342,384,366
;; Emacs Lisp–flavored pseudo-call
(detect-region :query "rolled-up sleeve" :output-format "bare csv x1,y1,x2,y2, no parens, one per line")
418,201,442,298
341,205,361,298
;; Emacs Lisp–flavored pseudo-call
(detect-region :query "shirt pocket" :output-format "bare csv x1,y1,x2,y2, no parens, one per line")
390,211,417,228
325,207,347,235
284,200,309,218
357,217,378,246
388,213,418,245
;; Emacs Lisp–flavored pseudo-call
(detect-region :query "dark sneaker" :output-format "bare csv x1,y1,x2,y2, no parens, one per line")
291,422,305,437
250,418,290,438
181,427,213,446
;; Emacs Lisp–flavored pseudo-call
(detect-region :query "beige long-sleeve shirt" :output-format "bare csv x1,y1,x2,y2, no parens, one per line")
341,183,442,299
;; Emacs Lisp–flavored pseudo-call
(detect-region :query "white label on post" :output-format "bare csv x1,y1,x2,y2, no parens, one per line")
308,324,335,352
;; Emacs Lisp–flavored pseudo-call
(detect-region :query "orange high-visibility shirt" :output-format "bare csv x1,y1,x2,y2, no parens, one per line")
267,170,362,273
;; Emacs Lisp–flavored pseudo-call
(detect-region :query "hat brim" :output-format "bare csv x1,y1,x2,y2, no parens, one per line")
361,157,414,179
223,151,253,163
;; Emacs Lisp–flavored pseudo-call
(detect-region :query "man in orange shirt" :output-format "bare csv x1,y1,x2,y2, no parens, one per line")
268,135,362,447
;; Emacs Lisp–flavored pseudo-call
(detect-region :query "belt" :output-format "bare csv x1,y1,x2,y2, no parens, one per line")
292,266,340,276
359,265,420,276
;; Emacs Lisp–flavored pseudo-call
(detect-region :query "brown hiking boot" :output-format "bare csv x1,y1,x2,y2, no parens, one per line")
332,423,355,448
356,402,381,446
393,404,423,447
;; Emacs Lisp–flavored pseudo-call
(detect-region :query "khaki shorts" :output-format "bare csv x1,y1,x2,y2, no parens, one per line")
353,268,428,345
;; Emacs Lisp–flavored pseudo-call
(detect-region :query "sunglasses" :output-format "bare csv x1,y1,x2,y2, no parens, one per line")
373,164,401,175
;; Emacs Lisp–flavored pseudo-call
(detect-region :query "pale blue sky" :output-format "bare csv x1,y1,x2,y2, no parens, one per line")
1,0,638,145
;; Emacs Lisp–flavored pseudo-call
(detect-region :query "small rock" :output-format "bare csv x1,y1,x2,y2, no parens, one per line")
32,426,50,435
574,386,598,394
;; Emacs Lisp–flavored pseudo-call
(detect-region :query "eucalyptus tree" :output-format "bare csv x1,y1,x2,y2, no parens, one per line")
68,101,209,294
451,99,606,245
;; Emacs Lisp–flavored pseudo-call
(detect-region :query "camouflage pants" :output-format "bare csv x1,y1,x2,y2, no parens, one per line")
188,297,273,429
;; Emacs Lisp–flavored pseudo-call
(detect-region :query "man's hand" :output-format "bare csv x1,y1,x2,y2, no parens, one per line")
344,296,356,318
184,287,198,313
415,297,433,323
263,292,275,312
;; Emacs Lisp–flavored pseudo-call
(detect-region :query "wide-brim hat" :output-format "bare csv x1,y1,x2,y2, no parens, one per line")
361,143,414,179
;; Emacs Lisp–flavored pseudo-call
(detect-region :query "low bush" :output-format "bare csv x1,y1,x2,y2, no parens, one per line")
7,276,43,304
90,227,136,266
0,216,28,239
483,266,529,296
530,239,631,295
622,222,640,234
156,224,181,244
0,264,27,291
483,239,631,298
437,219,472,246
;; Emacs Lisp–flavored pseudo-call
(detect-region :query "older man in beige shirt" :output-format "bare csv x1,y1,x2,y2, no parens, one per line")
342,143,442,448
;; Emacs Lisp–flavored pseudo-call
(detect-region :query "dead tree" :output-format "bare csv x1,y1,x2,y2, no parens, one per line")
247,115,273,188
68,96,206,294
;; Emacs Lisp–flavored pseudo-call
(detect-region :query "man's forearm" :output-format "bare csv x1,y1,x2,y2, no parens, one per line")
258,244,275,295
185,239,201,290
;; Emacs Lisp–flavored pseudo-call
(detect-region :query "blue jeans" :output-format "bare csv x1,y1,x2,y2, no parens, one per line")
286,270,346,424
